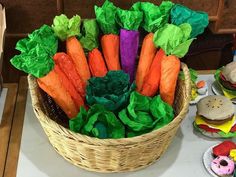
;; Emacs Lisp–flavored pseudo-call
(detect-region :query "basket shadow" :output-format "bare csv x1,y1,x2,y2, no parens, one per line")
18,94,184,177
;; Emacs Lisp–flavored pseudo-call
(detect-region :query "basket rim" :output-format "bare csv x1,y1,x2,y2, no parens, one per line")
28,62,191,146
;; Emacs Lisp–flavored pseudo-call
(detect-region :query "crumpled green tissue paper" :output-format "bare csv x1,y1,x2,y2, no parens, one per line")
153,23,194,58
171,4,209,38
69,105,125,139
131,1,174,32
79,19,99,52
86,70,136,113
52,14,81,41
94,0,119,35
116,8,143,31
118,91,174,137
10,25,57,78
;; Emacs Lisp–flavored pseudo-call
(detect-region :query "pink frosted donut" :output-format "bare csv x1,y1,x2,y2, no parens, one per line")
211,156,234,176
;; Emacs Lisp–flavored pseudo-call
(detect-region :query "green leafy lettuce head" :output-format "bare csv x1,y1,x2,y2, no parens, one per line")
52,14,81,41
131,1,174,32
94,0,119,35
86,70,136,112
153,23,194,58
69,105,125,139
118,91,174,137
10,25,58,78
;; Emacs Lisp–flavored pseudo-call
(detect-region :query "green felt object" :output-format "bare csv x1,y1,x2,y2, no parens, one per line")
118,92,174,137
52,14,81,41
86,70,136,112
171,4,209,38
10,25,57,78
179,68,197,83
79,19,99,51
94,0,119,34
116,8,143,31
153,23,194,58
131,1,174,32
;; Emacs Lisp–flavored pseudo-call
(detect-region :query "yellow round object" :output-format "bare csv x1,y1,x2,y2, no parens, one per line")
229,149,236,161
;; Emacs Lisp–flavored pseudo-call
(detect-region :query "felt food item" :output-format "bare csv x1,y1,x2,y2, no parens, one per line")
86,71,136,112
11,25,80,118
116,8,143,82
229,149,236,161
213,141,236,157
197,80,206,89
153,23,194,58
214,63,236,100
79,19,107,77
171,4,209,38
95,0,121,71
52,14,91,83
118,91,174,137
53,53,86,98
211,156,235,177
194,95,236,138
69,105,125,139
160,55,181,105
140,49,165,97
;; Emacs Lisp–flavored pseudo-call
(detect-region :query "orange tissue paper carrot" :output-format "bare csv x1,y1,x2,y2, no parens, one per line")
95,0,121,71
52,14,91,83
38,69,79,118
136,33,157,91
53,52,86,98
160,55,181,105
79,19,108,77
140,49,165,97
10,25,79,118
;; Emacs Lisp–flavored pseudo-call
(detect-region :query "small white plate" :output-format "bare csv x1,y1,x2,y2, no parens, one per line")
203,145,234,177
211,81,236,104
190,90,209,105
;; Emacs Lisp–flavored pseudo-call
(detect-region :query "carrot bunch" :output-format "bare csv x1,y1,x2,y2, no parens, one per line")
131,1,174,92
95,0,121,71
151,23,194,105
10,25,83,118
52,14,91,84
79,19,107,77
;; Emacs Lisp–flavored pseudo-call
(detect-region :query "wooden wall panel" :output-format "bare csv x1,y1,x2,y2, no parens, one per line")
0,0,57,33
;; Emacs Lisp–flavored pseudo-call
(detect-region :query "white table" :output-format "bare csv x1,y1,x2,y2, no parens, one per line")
16,75,236,177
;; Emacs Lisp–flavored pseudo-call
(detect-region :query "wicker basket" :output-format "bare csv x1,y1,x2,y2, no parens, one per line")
28,62,191,173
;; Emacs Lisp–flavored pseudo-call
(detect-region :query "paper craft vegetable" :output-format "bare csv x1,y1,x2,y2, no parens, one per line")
132,1,173,91
116,8,143,82
53,52,86,98
118,91,174,137
86,70,136,113
79,19,107,77
10,25,79,118
69,105,125,139
159,55,180,105
52,14,91,83
95,0,121,71
171,4,209,38
153,23,194,58
140,49,165,97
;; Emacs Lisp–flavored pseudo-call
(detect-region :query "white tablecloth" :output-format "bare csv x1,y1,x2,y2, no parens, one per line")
17,75,236,177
